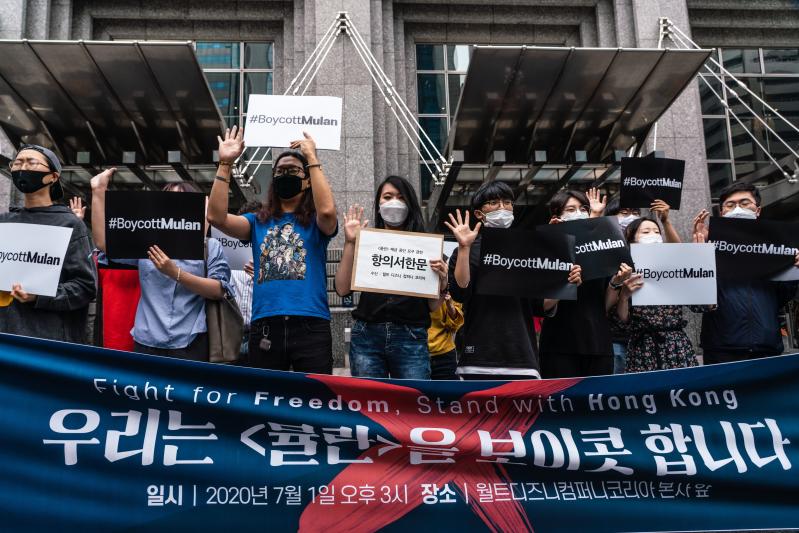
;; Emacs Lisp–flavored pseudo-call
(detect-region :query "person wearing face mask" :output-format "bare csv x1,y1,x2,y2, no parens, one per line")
0,145,96,343
207,127,338,373
692,182,799,365
445,181,583,380
334,176,449,379
609,217,709,372
539,189,617,378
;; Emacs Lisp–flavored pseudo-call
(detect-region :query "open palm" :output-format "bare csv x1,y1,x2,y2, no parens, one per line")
217,125,245,162
444,209,481,247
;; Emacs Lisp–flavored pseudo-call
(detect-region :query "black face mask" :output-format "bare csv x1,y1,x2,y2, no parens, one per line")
273,173,304,200
11,170,52,194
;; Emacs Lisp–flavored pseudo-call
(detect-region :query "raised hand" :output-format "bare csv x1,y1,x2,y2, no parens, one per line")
568,264,582,286
444,209,481,248
147,245,179,280
69,197,86,220
90,167,116,192
343,204,368,244
587,187,607,217
650,199,671,222
693,209,710,242
290,131,318,164
611,262,633,287
217,125,245,163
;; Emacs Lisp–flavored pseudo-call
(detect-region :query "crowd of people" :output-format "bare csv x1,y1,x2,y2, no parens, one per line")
1,132,798,381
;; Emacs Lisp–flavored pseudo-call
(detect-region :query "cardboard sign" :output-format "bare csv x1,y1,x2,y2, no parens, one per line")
539,217,632,281
476,227,577,301
105,191,206,260
210,227,252,271
630,243,717,306
708,217,799,281
0,223,72,297
351,228,444,298
243,95,343,150
620,157,685,209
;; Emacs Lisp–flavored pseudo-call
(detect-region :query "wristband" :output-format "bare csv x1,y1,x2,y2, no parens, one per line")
215,175,230,183
218,160,233,167
307,163,322,170
609,279,623,290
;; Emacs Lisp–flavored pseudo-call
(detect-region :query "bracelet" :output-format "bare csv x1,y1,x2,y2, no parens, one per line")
609,279,623,290
176,267,182,283
214,175,230,183
307,163,322,170
218,160,233,167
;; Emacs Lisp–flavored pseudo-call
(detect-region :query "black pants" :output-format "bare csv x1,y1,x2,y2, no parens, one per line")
248,315,333,374
703,351,776,365
540,352,614,379
430,349,459,380
134,332,209,362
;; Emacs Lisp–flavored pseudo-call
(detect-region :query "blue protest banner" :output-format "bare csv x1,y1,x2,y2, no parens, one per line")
1,332,797,532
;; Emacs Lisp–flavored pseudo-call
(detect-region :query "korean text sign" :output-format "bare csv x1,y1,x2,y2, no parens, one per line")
105,191,206,260
2,332,799,532
0,223,72,296
243,95,343,150
352,228,444,299
620,157,685,210
630,243,717,306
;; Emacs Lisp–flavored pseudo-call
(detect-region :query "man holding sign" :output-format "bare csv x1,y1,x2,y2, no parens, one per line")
694,182,799,364
0,145,96,343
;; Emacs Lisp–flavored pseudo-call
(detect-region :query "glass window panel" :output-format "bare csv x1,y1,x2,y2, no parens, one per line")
708,163,733,198
703,118,730,160
699,76,724,115
204,72,240,125
722,48,760,74
196,42,239,69
767,118,799,158
763,48,799,74
725,78,763,116
244,72,273,112
730,118,767,162
762,78,799,116
244,42,274,69
447,45,472,71
419,163,435,199
419,116,448,154
416,44,445,70
417,73,447,114
448,74,467,118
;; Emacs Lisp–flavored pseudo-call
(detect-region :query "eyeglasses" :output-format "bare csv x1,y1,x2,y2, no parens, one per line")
722,198,757,210
562,205,589,214
618,208,641,216
483,199,514,209
273,165,305,177
9,158,49,171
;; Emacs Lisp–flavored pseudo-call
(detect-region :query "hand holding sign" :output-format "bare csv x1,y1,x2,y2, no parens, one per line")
290,131,319,165
650,199,671,223
10,283,35,303
429,258,449,294
217,125,245,163
444,209,481,248
147,246,179,280
567,264,583,286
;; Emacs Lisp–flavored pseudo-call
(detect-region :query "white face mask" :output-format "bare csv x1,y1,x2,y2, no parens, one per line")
483,208,514,229
560,210,589,222
379,199,408,226
723,206,758,220
638,234,663,244
617,214,639,230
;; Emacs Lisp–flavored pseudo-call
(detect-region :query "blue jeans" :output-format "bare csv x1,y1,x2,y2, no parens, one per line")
349,320,431,379
612,341,628,374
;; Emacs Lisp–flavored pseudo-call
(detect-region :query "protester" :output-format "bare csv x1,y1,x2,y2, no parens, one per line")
446,181,582,380
605,196,641,232
610,216,702,372
207,127,338,374
0,145,96,343
229,200,262,361
335,176,448,379
91,170,231,361
427,287,464,380
539,189,616,378
693,182,799,364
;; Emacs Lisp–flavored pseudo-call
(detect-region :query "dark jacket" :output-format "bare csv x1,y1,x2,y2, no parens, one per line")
701,279,798,357
0,205,96,343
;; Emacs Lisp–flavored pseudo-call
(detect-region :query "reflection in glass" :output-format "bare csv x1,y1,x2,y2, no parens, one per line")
205,72,239,124
762,78,799,116
725,78,763,116
416,44,445,70
763,49,799,74
419,163,435,199
722,49,760,74
448,74,467,118
196,42,239,69
707,163,733,198
244,42,274,69
244,73,273,112
447,45,471,71
730,118,767,161
699,76,724,115
417,74,446,114
703,118,730,159
419,116,447,153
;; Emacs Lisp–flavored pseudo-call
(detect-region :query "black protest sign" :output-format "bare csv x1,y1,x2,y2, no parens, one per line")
620,157,685,209
476,227,577,301
708,217,799,281
105,191,206,260
539,217,632,281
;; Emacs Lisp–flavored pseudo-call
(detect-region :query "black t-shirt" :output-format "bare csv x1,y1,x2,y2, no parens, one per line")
447,237,550,372
352,292,432,328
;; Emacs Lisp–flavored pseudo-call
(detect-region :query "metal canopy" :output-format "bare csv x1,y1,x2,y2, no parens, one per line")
427,45,712,229
0,40,229,191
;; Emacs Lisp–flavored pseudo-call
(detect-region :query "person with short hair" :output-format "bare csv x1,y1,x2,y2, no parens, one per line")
0,145,96,343
446,181,582,380
693,181,799,364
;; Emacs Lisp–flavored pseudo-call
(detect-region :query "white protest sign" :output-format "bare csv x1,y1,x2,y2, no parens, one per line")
352,228,444,299
443,241,458,260
243,95,343,150
0,223,73,297
210,227,252,271
631,243,717,306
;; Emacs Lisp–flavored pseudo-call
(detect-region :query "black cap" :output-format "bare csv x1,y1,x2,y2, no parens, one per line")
17,144,63,200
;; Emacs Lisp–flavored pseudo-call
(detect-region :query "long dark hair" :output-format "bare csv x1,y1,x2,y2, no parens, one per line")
624,216,660,243
374,175,425,233
256,150,315,227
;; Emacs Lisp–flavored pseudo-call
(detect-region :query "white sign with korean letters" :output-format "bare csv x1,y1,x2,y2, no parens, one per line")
0,223,72,297
243,95,343,150
352,228,444,299
210,227,252,271
631,243,717,306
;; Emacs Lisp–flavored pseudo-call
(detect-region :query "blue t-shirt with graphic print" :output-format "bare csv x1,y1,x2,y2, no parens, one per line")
243,212,335,322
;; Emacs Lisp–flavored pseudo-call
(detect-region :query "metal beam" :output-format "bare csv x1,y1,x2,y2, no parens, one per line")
76,151,100,177
122,151,158,190
588,150,625,188
427,150,464,231
168,150,194,183
514,150,548,199
483,150,506,182
533,150,588,219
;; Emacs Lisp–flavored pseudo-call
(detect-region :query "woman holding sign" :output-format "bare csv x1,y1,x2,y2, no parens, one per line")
334,176,448,379
207,127,339,374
